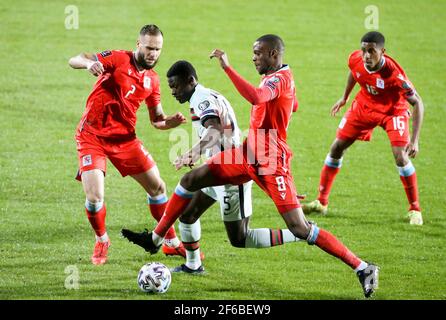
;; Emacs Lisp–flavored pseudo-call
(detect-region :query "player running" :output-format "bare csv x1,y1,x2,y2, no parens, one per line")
302,31,424,225
122,34,379,298
68,25,187,265
124,60,302,274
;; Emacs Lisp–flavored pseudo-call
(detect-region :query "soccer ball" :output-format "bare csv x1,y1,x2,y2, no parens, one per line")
137,262,171,294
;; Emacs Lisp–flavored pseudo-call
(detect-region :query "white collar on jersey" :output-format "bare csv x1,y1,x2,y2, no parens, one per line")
189,83,206,105
364,56,386,74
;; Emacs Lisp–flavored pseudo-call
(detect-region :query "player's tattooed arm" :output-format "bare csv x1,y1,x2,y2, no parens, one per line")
174,117,223,170
331,71,357,116
68,52,104,76
405,93,424,158
149,103,187,130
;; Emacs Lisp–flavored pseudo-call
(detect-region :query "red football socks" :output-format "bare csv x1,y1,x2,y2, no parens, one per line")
148,198,177,240
154,186,194,238
318,164,340,206
86,204,107,237
315,228,361,269
400,173,421,211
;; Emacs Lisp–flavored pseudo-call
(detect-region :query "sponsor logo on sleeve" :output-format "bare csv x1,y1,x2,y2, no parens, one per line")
198,100,210,111
99,50,112,58
397,74,414,95
265,76,280,90
402,81,412,90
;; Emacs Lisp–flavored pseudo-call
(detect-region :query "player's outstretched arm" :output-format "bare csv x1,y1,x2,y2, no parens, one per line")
331,71,357,116
174,117,223,170
68,53,104,77
405,93,424,158
210,49,274,105
149,104,186,130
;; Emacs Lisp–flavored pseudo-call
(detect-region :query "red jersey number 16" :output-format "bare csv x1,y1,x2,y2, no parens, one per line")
366,84,378,95
392,116,405,131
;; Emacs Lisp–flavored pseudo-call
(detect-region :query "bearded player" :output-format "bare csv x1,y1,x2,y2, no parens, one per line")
68,25,187,265
122,35,379,298
302,31,424,225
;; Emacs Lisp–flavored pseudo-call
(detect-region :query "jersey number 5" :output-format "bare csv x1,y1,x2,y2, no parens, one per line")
223,196,231,213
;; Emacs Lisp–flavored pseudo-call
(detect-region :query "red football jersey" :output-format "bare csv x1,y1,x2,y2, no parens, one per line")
77,50,161,138
247,65,298,162
349,50,416,114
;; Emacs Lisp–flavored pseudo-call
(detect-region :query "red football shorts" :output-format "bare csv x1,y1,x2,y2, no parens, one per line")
75,130,156,181
206,146,300,214
336,99,410,147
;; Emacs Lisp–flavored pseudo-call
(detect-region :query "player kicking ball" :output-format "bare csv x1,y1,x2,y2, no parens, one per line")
122,35,379,298
123,60,302,274
302,31,424,225
68,25,188,265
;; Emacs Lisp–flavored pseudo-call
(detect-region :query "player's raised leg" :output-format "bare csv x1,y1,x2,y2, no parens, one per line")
303,138,355,215
225,219,300,248
282,207,379,298
172,183,300,274
82,169,110,265
221,183,301,248
391,146,422,225
131,166,186,256
257,170,378,297
122,163,219,253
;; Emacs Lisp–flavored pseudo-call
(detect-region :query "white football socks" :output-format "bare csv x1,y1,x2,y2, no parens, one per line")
244,228,300,248
95,232,109,243
179,220,202,270
152,232,164,247
355,261,368,273
85,199,103,213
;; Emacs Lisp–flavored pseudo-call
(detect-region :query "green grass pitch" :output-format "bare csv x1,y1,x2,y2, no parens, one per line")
1,0,445,300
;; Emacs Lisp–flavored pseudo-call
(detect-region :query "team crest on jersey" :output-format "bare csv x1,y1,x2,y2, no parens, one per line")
99,50,112,58
198,100,210,111
356,72,361,78
143,76,151,89
376,78,385,89
82,155,92,167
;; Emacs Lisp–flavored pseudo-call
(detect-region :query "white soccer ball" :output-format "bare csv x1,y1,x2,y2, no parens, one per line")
137,262,171,294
